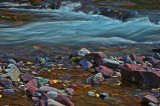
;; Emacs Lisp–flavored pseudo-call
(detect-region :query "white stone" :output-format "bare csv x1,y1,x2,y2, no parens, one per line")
78,48,90,57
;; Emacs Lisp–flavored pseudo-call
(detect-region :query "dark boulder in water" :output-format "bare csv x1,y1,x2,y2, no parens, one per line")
100,8,137,21
121,63,160,87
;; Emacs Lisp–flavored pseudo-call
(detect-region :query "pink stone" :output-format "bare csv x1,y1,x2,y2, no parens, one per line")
32,97,40,102
20,72,34,82
95,65,114,77
37,86,58,93
143,95,158,104
26,86,38,95
88,52,107,65
24,79,37,88
54,94,75,106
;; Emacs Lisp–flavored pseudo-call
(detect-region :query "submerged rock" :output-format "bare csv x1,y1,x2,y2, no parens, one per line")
100,8,137,21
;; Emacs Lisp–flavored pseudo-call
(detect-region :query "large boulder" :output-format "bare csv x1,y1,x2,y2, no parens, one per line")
121,63,160,87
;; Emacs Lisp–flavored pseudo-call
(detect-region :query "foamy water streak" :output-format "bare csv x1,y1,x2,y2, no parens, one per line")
0,2,160,45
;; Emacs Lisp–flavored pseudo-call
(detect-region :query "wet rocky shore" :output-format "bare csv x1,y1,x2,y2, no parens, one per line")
0,44,160,106
0,0,160,106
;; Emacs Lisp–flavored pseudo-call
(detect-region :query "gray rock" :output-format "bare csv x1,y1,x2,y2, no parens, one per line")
47,91,58,98
79,60,93,69
123,56,134,64
35,77,48,86
36,92,41,97
88,91,95,96
93,73,104,85
154,53,160,60
2,89,15,95
0,78,12,88
78,48,90,57
32,97,40,102
148,102,158,106
0,66,2,72
6,64,20,81
102,59,119,69
47,99,65,106
100,93,109,99
37,86,58,93
143,95,158,104
65,88,74,95
9,59,16,64
86,73,104,85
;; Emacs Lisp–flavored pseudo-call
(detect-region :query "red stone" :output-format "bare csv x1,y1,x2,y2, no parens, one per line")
54,94,75,106
143,95,158,104
32,97,39,102
20,72,34,82
37,86,58,93
26,86,38,95
24,79,37,88
87,52,107,65
95,65,114,77
121,63,160,87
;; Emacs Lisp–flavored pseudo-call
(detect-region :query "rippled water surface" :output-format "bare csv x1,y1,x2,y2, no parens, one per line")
0,2,160,46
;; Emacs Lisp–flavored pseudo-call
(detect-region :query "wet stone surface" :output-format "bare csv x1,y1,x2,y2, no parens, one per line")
0,44,159,106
